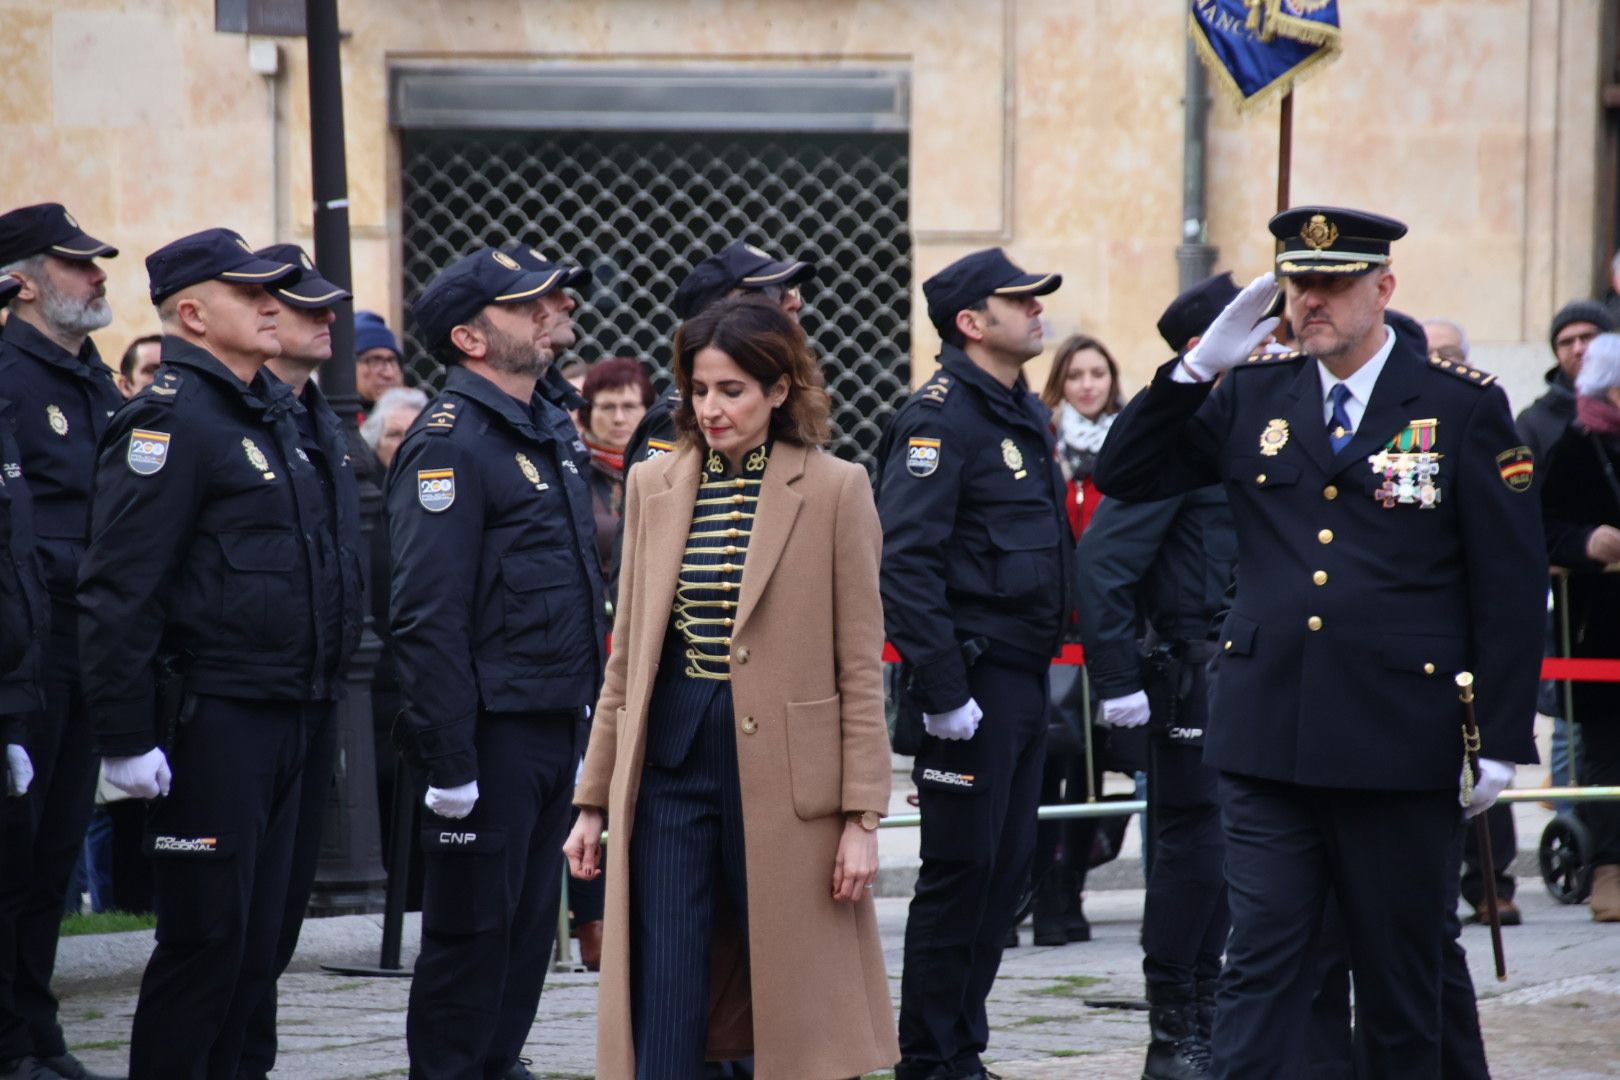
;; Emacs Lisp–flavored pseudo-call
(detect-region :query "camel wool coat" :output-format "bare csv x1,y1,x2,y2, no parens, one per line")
575,439,898,1079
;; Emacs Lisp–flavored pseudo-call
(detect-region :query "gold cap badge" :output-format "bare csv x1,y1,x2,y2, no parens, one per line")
1300,214,1338,251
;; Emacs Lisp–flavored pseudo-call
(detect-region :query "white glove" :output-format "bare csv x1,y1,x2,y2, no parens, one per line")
1463,759,1515,819
103,748,173,800
1100,690,1152,729
1178,272,1281,381
425,780,479,819
923,698,983,741
5,744,33,797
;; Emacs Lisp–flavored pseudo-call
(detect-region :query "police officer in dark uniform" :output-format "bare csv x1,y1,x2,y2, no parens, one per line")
1078,273,1244,1080
77,229,355,1080
879,248,1070,1080
621,240,816,476
0,204,123,1080
388,248,605,1079
233,244,365,1080
1094,207,1546,1080
2,271,51,816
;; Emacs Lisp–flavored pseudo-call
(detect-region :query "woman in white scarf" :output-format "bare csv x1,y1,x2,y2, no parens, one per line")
1040,334,1125,537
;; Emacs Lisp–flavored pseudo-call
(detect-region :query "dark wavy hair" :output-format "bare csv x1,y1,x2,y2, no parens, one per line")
578,356,654,430
671,295,831,448
1040,333,1124,416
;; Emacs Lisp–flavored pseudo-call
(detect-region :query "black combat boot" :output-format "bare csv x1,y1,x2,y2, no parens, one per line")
1194,977,1218,1050
1142,983,1211,1080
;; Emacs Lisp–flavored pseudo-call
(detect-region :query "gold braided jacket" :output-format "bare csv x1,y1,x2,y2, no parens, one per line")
672,443,770,680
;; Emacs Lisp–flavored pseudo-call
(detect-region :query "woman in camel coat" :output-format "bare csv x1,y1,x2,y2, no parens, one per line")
565,296,898,1079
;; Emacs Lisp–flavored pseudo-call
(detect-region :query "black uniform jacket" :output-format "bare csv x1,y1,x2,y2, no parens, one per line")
0,316,122,613
79,339,354,756
1540,420,1620,721
1094,319,1545,789
876,344,1071,713
386,365,606,789
0,398,50,725
1077,486,1235,701
267,371,367,680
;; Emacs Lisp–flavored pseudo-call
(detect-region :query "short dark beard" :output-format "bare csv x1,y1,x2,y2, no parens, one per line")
482,322,545,379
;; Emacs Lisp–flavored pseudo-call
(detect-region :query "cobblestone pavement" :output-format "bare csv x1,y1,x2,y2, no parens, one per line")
53,885,1620,1078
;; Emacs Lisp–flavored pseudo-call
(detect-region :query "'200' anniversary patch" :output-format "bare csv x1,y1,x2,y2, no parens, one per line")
417,468,456,512
907,437,941,477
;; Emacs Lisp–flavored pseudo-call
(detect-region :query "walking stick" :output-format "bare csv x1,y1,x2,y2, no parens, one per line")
1455,672,1507,981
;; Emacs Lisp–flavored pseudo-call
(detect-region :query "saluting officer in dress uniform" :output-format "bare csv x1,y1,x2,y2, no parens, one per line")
879,248,1071,1080
1094,207,1546,1080
1078,272,1244,1080
78,230,355,1080
388,248,605,1080
234,244,365,1080
0,204,123,1080
2,272,52,817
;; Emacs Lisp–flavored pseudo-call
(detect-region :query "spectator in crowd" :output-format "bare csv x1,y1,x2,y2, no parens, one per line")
1420,318,1468,365
1539,330,1620,923
1027,332,1130,949
1520,301,1613,462
115,334,161,398
1041,333,1125,537
359,385,427,470
577,356,653,576
565,296,898,1079
1518,301,1613,812
353,310,404,417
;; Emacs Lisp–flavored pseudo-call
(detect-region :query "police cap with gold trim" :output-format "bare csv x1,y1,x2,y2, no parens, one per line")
411,247,562,348
500,243,591,299
256,243,353,310
923,247,1061,339
146,228,300,304
1269,205,1407,278
0,202,118,265
671,240,817,320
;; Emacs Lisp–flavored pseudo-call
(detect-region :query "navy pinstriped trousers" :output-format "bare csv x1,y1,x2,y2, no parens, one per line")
629,674,749,1079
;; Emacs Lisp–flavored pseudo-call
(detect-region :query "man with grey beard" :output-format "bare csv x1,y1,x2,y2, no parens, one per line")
0,204,123,1080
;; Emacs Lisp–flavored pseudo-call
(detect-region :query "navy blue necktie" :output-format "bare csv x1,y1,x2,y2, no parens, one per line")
1327,383,1354,453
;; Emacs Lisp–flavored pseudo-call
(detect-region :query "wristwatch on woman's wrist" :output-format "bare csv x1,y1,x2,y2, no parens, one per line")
846,810,881,831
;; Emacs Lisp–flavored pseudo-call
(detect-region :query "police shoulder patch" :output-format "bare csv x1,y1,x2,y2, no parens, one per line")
1496,446,1534,492
906,435,942,477
126,429,171,476
417,468,456,512
1429,354,1498,388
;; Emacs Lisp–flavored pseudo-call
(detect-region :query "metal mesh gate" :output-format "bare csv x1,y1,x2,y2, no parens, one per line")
399,130,911,467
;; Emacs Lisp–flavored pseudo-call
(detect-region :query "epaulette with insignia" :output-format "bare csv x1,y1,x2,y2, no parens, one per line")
1429,355,1498,388
146,370,183,399
423,398,461,435
917,374,953,409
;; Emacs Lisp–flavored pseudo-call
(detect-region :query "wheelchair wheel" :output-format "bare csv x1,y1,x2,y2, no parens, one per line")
1539,814,1593,905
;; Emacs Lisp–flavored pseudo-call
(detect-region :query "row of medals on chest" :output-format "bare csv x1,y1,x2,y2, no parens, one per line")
1259,417,1441,509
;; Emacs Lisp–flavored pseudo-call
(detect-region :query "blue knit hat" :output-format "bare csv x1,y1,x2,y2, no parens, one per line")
355,310,401,357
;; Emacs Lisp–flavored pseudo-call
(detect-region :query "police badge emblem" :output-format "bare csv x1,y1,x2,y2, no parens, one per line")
1001,439,1027,480
516,452,542,487
1259,418,1289,456
1300,214,1338,251
242,437,274,479
46,404,68,436
906,437,941,477
127,429,170,476
417,468,456,512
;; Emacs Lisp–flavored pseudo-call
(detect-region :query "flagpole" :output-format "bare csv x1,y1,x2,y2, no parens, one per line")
1277,89,1293,212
